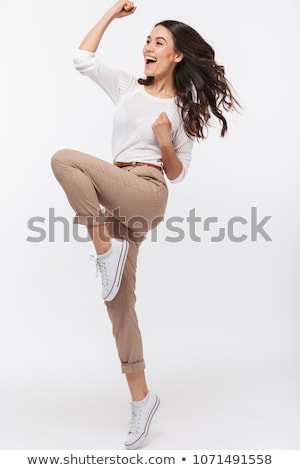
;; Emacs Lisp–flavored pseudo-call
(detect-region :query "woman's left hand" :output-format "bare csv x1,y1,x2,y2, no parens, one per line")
152,112,172,146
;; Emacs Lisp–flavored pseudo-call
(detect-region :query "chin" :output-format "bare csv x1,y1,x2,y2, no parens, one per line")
144,68,153,76
143,70,154,79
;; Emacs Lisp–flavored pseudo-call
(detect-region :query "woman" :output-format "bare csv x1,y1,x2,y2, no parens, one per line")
51,0,239,450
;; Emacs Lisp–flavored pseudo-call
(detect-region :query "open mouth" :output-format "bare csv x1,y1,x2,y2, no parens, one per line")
145,56,157,65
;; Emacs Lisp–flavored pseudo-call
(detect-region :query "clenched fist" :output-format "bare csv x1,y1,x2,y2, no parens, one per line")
111,0,136,19
152,112,172,146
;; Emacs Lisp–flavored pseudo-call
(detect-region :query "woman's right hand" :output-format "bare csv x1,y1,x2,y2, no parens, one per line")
111,0,137,19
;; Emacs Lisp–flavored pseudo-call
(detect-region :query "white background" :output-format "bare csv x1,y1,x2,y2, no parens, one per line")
0,0,299,450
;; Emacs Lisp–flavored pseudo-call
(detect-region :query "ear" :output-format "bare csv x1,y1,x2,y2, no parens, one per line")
174,52,184,63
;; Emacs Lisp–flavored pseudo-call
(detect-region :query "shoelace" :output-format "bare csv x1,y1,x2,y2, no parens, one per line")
90,255,109,288
128,404,142,435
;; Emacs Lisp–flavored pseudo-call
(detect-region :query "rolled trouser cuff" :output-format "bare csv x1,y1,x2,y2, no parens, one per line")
121,360,146,374
73,213,106,225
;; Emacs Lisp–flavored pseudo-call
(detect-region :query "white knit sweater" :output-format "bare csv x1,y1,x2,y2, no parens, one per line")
73,49,194,183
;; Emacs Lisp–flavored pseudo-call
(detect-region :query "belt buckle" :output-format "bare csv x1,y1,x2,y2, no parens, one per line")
132,161,137,167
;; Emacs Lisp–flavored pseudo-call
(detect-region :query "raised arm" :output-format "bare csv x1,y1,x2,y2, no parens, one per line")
79,0,136,53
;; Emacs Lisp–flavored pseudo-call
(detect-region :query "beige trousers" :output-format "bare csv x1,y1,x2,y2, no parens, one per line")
51,149,168,373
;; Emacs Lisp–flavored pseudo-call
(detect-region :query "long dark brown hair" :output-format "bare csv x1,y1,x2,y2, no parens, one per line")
138,20,240,139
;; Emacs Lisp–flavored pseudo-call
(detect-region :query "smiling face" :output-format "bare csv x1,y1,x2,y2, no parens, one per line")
143,25,183,79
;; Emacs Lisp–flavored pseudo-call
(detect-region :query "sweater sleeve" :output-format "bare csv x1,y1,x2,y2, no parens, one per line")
72,49,137,105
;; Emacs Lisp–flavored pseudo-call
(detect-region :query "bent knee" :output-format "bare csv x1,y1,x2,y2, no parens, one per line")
51,148,72,173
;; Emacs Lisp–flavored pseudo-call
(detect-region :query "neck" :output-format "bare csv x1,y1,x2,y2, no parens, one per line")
146,77,176,98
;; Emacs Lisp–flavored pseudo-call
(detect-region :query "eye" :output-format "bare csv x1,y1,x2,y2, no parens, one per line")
146,39,150,44
156,42,163,46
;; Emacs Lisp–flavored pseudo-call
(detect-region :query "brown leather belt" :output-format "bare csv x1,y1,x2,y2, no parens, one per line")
114,161,163,172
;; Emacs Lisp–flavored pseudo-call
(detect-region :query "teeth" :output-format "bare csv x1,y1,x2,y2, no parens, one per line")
146,56,157,63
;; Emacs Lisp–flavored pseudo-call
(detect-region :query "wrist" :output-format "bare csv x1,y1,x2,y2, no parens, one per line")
105,7,118,21
158,137,173,150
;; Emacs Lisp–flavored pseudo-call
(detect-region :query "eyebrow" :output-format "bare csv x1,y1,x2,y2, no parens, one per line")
147,35,167,42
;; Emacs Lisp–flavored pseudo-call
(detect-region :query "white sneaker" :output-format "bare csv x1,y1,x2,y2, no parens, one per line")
124,391,160,450
90,238,129,302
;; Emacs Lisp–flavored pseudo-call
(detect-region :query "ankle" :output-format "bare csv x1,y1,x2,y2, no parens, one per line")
132,390,149,403
96,240,112,256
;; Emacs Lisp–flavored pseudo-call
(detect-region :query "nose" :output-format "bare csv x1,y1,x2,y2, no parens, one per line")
145,41,155,53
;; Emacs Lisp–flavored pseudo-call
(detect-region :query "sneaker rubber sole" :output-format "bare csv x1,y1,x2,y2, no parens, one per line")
103,238,129,302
